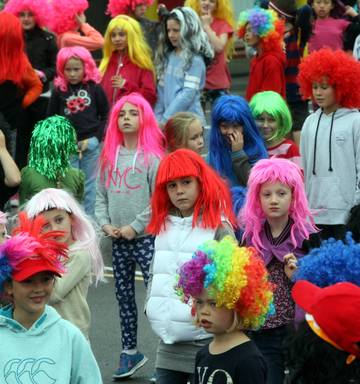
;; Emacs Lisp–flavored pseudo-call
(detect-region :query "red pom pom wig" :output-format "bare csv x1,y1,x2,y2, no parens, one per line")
107,0,154,17
4,0,51,28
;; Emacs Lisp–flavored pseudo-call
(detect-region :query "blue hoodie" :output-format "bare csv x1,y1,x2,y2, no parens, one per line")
0,305,102,383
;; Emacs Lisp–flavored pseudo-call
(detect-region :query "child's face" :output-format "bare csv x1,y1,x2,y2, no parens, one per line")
167,19,181,50
4,272,55,323
0,223,7,244
118,102,140,134
64,58,84,85
200,0,217,15
260,181,292,221
166,176,200,217
312,0,334,19
244,23,259,48
186,119,204,154
195,289,235,334
256,112,278,143
219,121,243,146
111,27,128,52
42,209,74,245
134,3,147,19
312,81,337,114
19,10,36,30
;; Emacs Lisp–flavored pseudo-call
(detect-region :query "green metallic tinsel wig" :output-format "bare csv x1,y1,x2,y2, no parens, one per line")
28,115,77,180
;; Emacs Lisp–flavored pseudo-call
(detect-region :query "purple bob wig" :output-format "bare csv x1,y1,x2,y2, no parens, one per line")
50,0,88,35
54,46,101,92
99,92,165,187
240,158,317,252
4,0,51,28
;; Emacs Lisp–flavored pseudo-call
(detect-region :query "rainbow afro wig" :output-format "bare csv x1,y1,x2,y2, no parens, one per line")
107,0,154,17
4,0,51,28
176,236,274,330
237,7,284,52
298,49,360,109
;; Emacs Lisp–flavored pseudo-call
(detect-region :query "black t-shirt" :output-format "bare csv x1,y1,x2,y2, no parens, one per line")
195,340,267,384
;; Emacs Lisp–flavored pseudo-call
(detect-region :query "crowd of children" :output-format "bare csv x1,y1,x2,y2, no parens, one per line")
1,0,360,383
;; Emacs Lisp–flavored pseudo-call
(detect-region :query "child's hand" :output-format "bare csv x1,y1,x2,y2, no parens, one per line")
345,5,358,18
102,224,120,238
78,139,88,153
229,129,244,152
111,75,126,89
118,225,137,240
201,12,212,27
284,253,298,279
76,12,86,25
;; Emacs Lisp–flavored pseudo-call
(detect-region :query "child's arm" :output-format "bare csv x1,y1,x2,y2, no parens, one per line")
353,118,360,205
94,85,109,140
232,151,252,187
0,129,20,187
154,80,165,124
21,64,43,108
40,33,58,84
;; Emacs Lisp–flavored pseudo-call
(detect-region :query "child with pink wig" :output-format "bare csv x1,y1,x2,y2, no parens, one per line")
145,149,236,384
240,157,318,384
95,92,164,379
48,46,109,216
50,0,104,51
25,188,104,338
176,236,273,384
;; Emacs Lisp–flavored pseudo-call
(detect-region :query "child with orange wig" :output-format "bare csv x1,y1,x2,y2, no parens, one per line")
146,149,236,383
176,236,274,384
237,7,286,101
298,48,360,241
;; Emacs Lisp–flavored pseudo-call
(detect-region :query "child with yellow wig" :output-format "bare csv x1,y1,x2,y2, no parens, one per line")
176,236,273,384
99,15,156,106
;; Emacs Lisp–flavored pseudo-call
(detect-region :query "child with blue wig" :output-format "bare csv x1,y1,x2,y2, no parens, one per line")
208,94,268,187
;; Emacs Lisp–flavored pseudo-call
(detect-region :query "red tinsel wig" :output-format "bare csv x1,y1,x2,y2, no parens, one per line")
147,149,236,235
298,48,360,108
0,11,29,84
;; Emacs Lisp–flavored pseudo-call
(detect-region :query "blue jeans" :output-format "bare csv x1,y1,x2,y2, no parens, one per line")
156,368,194,384
71,136,99,216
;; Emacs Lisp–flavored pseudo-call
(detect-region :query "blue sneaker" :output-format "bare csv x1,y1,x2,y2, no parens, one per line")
113,352,148,379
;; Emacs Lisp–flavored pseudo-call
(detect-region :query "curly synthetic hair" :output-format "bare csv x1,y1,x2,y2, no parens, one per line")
164,112,201,152
176,236,274,330
237,7,285,53
208,94,268,185
294,232,360,287
297,48,360,108
4,0,51,28
155,7,214,77
250,91,293,143
107,0,154,17
54,46,101,92
99,92,165,187
99,14,154,76
240,158,317,252
28,116,78,181
147,148,236,234
50,0,88,35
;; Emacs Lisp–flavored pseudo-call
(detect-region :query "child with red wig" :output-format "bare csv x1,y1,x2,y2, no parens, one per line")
237,7,286,101
48,46,109,216
298,48,360,241
145,148,236,384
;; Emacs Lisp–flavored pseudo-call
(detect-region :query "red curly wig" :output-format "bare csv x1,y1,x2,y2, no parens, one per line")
298,48,360,108
147,149,236,235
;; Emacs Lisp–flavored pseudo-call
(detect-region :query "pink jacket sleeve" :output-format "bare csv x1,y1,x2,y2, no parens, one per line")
57,23,104,51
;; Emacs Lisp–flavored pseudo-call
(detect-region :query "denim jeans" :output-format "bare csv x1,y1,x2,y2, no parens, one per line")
156,368,194,384
71,136,99,216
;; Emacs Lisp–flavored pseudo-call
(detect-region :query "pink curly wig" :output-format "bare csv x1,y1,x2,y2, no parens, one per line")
24,188,104,284
237,7,285,53
107,0,154,17
298,49,360,109
54,46,101,92
240,158,316,252
176,236,274,330
4,0,51,28
99,92,165,188
147,149,236,235
50,0,88,35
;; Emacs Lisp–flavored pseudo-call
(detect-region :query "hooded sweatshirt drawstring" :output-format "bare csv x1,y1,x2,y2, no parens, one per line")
312,111,323,175
328,111,336,172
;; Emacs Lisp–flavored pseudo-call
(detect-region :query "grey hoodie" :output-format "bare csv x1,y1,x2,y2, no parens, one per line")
300,108,360,225
95,146,160,235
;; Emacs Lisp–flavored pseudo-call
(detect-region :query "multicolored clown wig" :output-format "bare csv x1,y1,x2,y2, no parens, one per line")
25,188,104,284
99,14,154,76
298,48,360,109
240,158,317,252
50,0,88,35
208,94,268,185
147,148,236,235
0,12,29,84
107,0,153,17
99,92,165,188
4,0,51,28
250,91,293,144
237,7,285,53
28,116,77,181
176,236,274,330
0,212,68,291
54,46,101,92
155,7,214,77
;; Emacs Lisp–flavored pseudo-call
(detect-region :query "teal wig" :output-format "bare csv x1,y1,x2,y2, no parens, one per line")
250,91,292,143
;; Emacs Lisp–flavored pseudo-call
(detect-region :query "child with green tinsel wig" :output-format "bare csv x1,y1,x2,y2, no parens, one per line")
19,115,84,206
